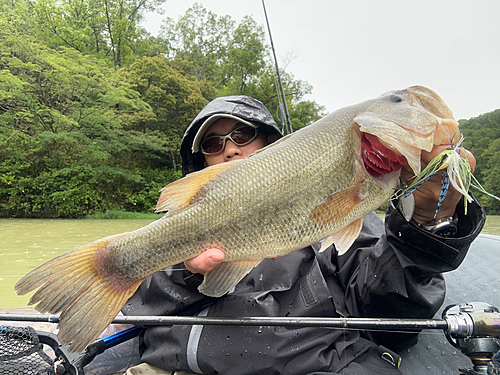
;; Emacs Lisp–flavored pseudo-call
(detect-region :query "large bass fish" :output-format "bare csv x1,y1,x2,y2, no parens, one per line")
16,86,461,352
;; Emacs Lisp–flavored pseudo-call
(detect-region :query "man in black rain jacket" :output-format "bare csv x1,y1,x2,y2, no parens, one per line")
122,95,485,375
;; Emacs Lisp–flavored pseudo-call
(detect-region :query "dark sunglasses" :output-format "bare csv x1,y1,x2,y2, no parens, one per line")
200,125,259,155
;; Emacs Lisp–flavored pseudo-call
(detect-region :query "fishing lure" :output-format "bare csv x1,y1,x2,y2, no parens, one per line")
397,136,499,217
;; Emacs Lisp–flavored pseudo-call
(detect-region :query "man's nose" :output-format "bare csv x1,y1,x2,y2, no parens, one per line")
224,140,242,159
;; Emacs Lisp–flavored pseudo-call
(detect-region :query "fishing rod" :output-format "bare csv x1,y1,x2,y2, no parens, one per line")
0,314,447,331
2,303,499,374
1,303,498,335
261,0,293,135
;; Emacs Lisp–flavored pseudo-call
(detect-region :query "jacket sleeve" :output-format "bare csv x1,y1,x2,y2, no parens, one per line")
337,195,485,350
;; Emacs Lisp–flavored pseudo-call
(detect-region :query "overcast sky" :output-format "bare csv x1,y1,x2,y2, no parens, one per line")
142,0,500,121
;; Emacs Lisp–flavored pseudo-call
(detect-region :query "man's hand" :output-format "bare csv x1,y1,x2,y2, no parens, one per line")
400,144,476,224
184,248,225,275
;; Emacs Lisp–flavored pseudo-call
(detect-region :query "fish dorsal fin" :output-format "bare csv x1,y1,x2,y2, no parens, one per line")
309,183,367,225
155,161,239,213
198,259,263,297
330,218,364,255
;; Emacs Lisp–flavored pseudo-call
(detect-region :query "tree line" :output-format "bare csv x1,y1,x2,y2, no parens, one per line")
460,109,500,214
0,1,325,218
0,1,498,217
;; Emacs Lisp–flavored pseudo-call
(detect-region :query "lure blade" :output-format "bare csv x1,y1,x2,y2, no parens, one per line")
397,142,499,217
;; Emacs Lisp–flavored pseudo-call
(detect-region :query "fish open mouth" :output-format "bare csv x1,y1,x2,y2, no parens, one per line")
361,132,408,178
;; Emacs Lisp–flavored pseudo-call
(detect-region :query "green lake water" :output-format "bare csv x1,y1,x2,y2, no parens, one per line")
1,216,500,309
0,218,156,309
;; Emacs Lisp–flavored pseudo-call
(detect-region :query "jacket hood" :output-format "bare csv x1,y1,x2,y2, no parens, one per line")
180,96,283,176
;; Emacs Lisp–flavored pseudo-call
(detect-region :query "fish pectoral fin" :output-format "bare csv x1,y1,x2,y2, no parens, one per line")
309,183,366,225
198,259,263,297
318,235,335,253
331,218,364,255
155,160,239,213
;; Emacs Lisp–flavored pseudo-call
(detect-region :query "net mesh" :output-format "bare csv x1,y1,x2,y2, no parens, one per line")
0,326,55,375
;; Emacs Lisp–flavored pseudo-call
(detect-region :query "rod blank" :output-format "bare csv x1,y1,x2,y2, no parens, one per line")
0,314,448,332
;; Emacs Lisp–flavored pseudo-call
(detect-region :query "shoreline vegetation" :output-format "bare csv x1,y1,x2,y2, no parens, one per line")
85,210,160,219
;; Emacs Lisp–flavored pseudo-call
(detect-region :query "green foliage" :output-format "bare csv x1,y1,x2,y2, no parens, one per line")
0,19,182,217
159,4,325,133
0,2,360,219
24,0,166,68
220,16,267,93
481,138,500,213
120,56,216,168
460,109,500,213
159,3,235,82
0,0,34,34
289,100,328,131
0,128,183,217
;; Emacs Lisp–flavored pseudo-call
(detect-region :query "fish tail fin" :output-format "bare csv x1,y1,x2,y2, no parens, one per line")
15,234,142,353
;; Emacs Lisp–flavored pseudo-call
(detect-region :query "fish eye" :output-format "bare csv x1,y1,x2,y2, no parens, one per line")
390,95,402,103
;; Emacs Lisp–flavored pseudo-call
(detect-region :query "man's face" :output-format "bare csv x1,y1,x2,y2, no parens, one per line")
203,118,267,167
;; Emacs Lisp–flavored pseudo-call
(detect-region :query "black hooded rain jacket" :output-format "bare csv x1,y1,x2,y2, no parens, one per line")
122,96,485,375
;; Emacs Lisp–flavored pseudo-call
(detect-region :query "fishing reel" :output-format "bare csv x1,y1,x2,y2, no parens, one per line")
443,302,500,375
